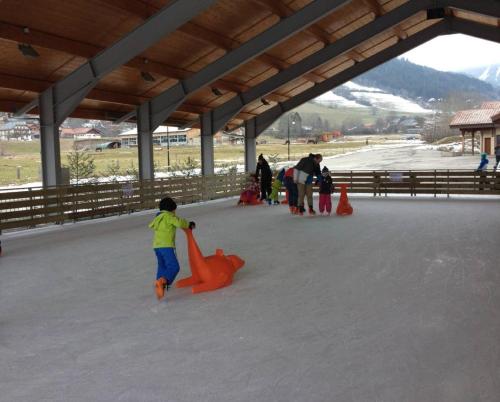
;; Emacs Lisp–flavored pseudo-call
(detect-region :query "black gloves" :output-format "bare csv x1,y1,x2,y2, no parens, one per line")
189,221,196,230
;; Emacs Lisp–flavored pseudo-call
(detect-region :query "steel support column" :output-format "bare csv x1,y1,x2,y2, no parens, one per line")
39,89,61,187
137,103,154,181
200,112,215,176
31,0,215,187
244,119,257,173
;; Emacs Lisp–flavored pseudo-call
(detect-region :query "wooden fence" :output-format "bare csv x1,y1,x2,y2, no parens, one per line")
0,173,247,231
329,170,500,197
0,170,498,232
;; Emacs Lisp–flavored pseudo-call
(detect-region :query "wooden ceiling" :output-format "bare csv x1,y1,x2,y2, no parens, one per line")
0,0,498,128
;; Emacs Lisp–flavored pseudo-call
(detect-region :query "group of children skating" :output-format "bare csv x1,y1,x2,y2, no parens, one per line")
239,153,335,216
149,153,333,301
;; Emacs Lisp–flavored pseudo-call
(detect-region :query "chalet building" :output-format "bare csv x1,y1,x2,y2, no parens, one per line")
450,101,500,155
60,127,103,139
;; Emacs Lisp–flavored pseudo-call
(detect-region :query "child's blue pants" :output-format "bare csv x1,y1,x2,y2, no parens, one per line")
154,247,180,284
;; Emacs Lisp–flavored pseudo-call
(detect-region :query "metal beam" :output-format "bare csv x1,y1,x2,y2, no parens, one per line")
14,98,38,117
209,0,436,135
252,20,451,136
450,18,500,43
444,0,500,18
42,0,216,126
146,0,351,131
0,21,254,96
137,103,154,181
114,110,136,125
200,113,215,176
244,119,257,173
39,89,61,187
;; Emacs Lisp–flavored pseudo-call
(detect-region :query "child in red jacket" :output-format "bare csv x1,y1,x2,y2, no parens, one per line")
238,174,260,205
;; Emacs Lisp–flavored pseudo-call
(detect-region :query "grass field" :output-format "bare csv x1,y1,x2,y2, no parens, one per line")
273,102,427,128
0,137,390,186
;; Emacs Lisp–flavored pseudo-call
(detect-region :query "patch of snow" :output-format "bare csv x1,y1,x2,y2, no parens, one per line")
314,91,368,108
348,91,433,113
479,65,491,81
342,81,383,93
337,81,433,113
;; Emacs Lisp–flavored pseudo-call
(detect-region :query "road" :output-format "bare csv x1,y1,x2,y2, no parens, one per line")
322,142,479,171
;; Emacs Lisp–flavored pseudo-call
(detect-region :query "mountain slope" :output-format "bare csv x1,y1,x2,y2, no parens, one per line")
461,64,500,88
351,58,500,101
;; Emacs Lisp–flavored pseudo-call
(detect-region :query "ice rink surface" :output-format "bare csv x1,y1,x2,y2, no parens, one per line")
1,197,500,402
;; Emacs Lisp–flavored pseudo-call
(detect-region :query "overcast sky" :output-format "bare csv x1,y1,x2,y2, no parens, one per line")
399,34,500,72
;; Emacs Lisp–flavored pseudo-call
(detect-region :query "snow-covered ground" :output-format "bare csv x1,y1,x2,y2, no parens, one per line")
2,198,500,401
314,91,368,108
314,81,433,114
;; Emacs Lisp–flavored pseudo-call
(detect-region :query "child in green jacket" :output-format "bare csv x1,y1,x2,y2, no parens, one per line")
149,197,195,300
269,168,286,205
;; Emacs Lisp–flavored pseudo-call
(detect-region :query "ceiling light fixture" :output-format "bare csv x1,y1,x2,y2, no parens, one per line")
211,87,223,96
18,43,39,58
140,71,156,82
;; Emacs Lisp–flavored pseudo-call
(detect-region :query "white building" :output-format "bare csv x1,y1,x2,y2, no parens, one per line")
119,126,199,147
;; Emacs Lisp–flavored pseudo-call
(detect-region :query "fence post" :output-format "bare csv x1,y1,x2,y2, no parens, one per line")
434,170,437,198
447,170,450,198
29,188,34,222
384,171,387,197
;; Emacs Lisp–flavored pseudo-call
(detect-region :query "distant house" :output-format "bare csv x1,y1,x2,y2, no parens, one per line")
214,128,244,145
119,126,200,147
449,101,500,155
60,127,103,139
0,120,34,140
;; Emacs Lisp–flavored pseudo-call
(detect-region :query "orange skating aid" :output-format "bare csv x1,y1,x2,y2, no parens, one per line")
176,229,245,294
336,184,353,216
281,190,289,204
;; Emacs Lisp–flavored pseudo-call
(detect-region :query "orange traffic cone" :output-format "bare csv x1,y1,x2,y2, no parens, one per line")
281,190,289,205
176,229,245,294
336,184,353,216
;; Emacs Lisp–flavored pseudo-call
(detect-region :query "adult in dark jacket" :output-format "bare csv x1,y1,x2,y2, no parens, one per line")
494,145,500,171
293,153,322,215
255,154,273,201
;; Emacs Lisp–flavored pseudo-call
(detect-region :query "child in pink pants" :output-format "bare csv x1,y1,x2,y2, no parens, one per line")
319,166,334,215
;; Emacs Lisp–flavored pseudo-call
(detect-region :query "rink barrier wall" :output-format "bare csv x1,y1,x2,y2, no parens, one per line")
0,170,499,231
0,173,247,231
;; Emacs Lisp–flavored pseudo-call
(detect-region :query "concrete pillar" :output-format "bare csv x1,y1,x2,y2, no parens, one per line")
200,112,215,176
137,103,154,181
244,119,257,173
39,89,62,187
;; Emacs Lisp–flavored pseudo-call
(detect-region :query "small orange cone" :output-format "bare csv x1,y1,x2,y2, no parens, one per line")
176,229,245,294
336,184,353,216
281,190,289,204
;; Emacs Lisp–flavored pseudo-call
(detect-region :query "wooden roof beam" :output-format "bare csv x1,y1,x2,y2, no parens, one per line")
0,72,208,115
143,0,349,132
250,20,450,136
251,0,331,44
0,21,248,96
359,0,408,40
104,0,327,86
